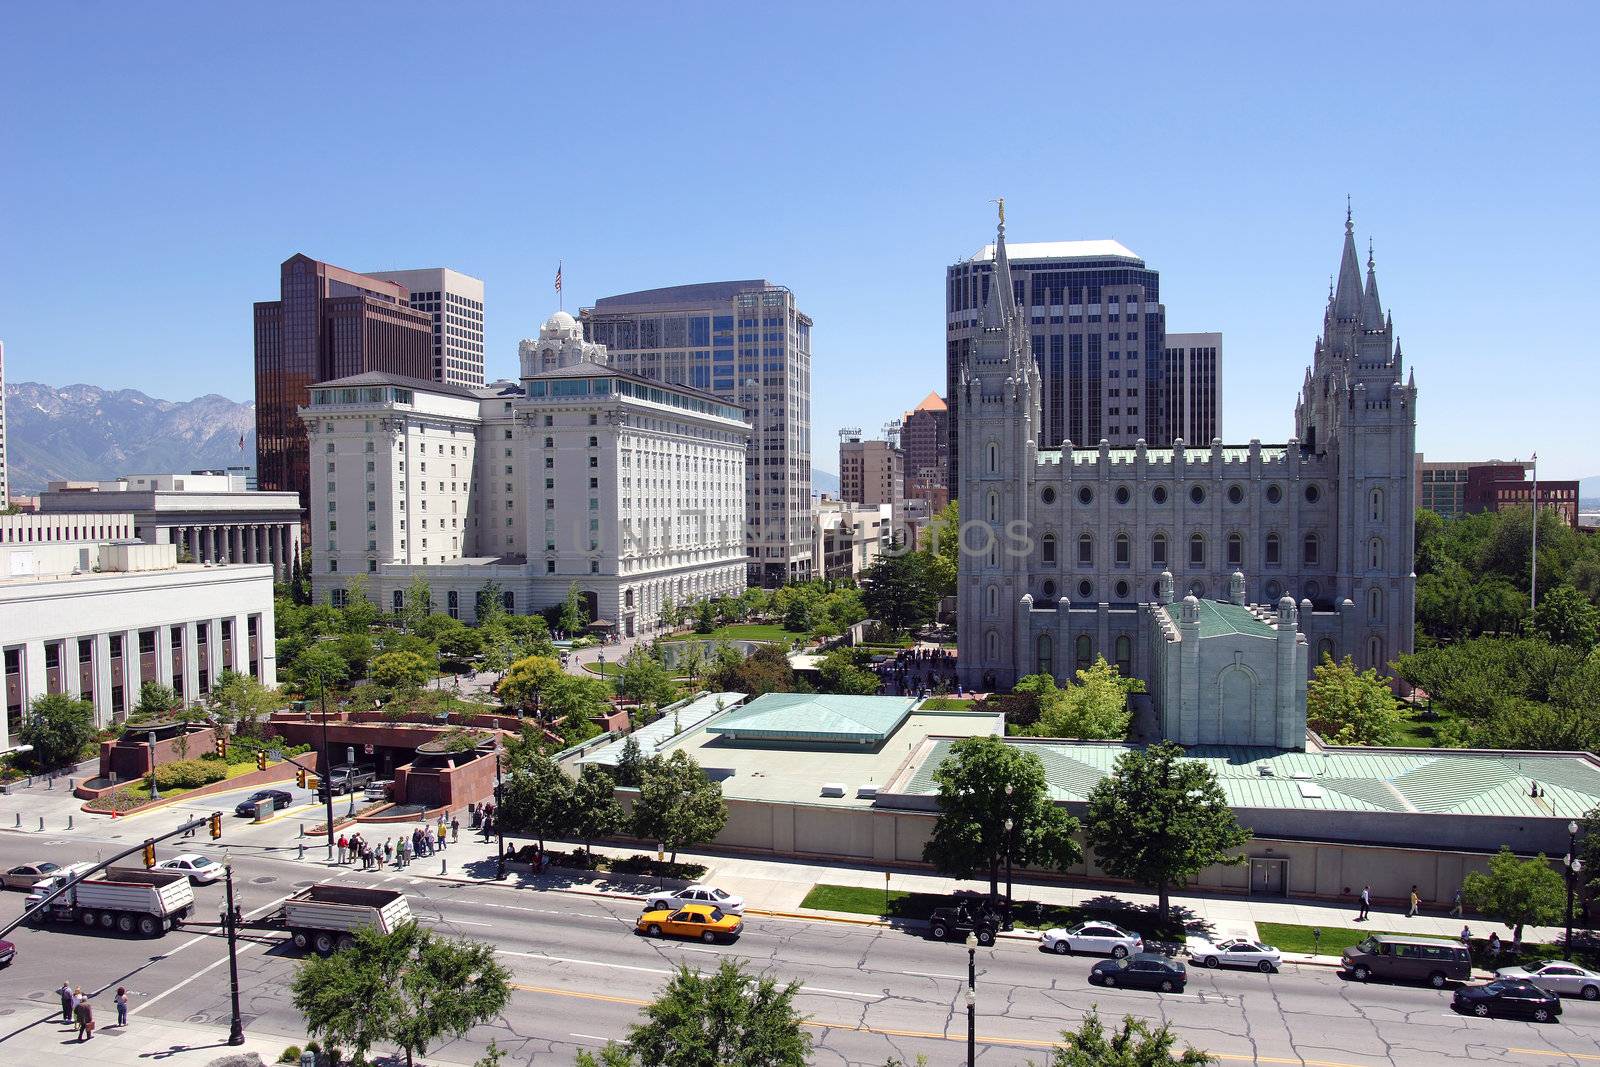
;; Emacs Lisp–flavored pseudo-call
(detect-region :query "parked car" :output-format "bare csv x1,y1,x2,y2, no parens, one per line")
154,854,223,885
645,885,745,916
0,938,13,967
235,789,295,817
1453,979,1562,1022
635,904,744,943
1186,935,1282,972
2,861,63,891
1040,922,1144,959
1342,934,1472,987
928,899,1001,946
317,765,377,800
363,780,394,802
1495,961,1600,1000
1089,952,1188,992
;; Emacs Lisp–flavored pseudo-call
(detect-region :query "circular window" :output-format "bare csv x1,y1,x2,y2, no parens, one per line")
1042,580,1057,600
1266,580,1282,600
1305,484,1321,504
1189,580,1206,597
1153,485,1169,505
1305,580,1321,599
1115,580,1130,600
1266,484,1282,504
1115,486,1130,505
1041,486,1056,505
1190,485,1206,505
1078,486,1093,506
1078,580,1093,599
1227,485,1243,505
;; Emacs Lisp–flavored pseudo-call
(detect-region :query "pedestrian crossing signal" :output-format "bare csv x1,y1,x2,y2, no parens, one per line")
142,841,156,868
209,812,222,840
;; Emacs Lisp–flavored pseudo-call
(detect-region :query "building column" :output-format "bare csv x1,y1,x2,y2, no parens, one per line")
22,640,48,716
154,623,175,688
122,627,142,717
181,621,200,705
63,639,82,700
93,632,114,727
250,525,262,565
205,618,223,691
267,526,280,579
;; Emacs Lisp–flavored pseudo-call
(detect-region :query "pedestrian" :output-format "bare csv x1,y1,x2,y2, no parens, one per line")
1408,885,1420,918
437,822,447,853
336,834,348,865
451,815,460,843
1489,932,1501,960
74,990,93,1041
58,981,73,1024
1459,926,1472,951
382,839,393,865
1451,887,1464,917
1358,885,1371,921
114,987,128,1028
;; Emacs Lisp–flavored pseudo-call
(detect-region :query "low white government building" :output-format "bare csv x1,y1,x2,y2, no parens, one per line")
302,311,750,635
0,513,276,748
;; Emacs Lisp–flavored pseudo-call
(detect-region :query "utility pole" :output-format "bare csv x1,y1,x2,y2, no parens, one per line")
222,861,245,1046
1531,452,1539,615
315,674,335,862
494,750,507,879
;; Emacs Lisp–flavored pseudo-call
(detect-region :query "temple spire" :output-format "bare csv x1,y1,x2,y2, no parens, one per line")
981,197,1015,330
1332,202,1364,323
1363,237,1384,327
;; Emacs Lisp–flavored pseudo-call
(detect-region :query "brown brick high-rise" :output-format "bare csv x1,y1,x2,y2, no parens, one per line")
254,254,433,510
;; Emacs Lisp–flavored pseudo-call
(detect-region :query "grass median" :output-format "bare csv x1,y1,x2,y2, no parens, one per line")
798,883,1187,940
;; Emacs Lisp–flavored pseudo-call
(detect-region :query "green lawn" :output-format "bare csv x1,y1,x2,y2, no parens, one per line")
1391,702,1465,747
665,624,805,643
1256,920,1598,969
921,697,977,710
1255,922,1414,956
582,661,623,677
798,883,1186,939
116,760,266,803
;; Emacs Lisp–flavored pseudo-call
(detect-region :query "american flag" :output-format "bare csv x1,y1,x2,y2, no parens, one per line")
555,262,563,293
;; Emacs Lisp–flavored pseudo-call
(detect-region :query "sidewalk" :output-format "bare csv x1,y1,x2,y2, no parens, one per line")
0,1009,291,1067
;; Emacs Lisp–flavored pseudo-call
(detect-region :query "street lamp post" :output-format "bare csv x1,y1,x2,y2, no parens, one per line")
316,680,335,862
494,751,507,879
222,861,245,1046
965,931,977,1066
146,731,160,801
1002,781,1015,930
1566,820,1585,947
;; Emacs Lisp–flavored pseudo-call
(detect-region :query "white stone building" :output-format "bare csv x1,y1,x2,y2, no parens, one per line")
0,521,276,744
367,267,487,389
813,499,893,580
302,313,750,635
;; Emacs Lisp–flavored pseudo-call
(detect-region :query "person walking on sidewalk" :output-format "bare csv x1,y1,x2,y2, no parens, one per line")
1357,885,1371,921
451,815,460,843
336,834,348,865
1408,886,1421,918
74,990,94,1042
1451,887,1464,917
58,981,73,1024
114,987,128,1028
436,821,447,853
1459,926,1472,952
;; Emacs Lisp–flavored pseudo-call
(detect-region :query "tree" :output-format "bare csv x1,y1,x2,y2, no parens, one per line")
1045,1008,1215,1067
860,550,940,635
207,670,280,730
17,693,96,771
339,575,380,632
616,648,681,708
1020,658,1143,740
633,750,728,864
438,620,485,663
576,959,811,1067
330,631,375,679
922,735,1081,899
1534,585,1600,650
499,745,576,850
817,648,881,695
659,596,683,630
693,599,717,634
369,651,435,693
292,643,351,697
398,576,434,632
919,499,960,598
496,655,565,712
291,921,509,1067
1084,741,1250,926
707,643,800,696
615,734,646,787
568,764,627,857
558,581,589,635
477,624,521,682
476,580,508,627
1306,654,1401,746
1463,846,1565,950
133,681,181,721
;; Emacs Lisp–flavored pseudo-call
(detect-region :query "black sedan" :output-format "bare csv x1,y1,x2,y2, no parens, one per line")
1453,979,1562,1022
234,788,295,817
1089,951,1187,992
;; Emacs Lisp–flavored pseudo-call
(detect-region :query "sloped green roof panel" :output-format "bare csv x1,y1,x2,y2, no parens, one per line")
709,693,919,743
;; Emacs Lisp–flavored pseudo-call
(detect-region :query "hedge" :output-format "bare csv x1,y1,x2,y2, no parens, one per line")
154,758,229,790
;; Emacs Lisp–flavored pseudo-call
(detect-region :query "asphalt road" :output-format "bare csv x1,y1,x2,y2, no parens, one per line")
5,799,1600,1066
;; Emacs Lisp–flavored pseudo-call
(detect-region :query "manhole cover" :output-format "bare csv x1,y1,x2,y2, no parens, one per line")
0,1008,14,1016
251,876,277,885
186,1012,209,1024
292,880,315,888
25,991,44,1001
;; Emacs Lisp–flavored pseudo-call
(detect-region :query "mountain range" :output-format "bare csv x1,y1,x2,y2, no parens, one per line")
3,382,255,493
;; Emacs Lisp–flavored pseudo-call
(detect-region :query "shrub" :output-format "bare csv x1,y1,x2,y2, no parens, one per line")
278,1046,303,1064
154,758,229,790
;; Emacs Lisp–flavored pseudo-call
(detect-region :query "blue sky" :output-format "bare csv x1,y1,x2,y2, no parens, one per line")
1,2,1595,479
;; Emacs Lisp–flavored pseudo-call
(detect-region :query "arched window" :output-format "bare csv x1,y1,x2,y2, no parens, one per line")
1078,533,1093,566
1115,635,1132,676
1369,634,1385,669
987,491,999,524
987,442,998,474
1265,533,1281,566
1037,634,1054,676
986,631,1000,661
1041,534,1057,565
1115,533,1130,567
986,585,998,616
1369,537,1383,570
1075,634,1093,670
1303,533,1319,566
1318,638,1336,663
1189,533,1205,567
1369,587,1383,620
1227,533,1243,568
393,590,404,612
1370,487,1384,522
1152,533,1168,567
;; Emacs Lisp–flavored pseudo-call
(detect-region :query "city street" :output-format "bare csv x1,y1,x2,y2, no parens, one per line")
4,791,1600,1065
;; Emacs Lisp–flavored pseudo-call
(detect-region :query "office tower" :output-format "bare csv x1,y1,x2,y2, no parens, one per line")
946,239,1167,495
0,340,8,506
253,254,434,509
367,268,486,388
839,436,903,509
582,281,813,586
1163,332,1223,444
901,391,949,506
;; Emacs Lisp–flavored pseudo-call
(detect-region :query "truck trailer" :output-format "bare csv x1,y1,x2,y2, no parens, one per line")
27,866,195,937
268,884,412,955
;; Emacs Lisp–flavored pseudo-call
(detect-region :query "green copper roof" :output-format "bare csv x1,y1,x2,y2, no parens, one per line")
708,693,919,744
1193,599,1277,639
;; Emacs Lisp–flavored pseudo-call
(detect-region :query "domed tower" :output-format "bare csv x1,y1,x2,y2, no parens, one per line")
519,310,608,376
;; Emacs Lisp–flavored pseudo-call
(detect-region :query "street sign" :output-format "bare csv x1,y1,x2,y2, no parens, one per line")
267,748,284,762
364,743,374,755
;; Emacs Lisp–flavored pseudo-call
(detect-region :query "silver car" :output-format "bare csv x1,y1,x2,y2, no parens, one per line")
644,885,745,916
1186,936,1282,972
1039,921,1144,958
1496,961,1600,1000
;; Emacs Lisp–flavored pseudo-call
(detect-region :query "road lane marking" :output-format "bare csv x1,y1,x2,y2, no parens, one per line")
1507,1051,1600,1062
570,1033,612,1042
902,970,965,980
132,939,261,1016
497,950,879,1000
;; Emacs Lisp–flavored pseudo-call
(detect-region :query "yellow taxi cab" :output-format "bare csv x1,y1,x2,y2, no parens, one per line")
635,902,744,943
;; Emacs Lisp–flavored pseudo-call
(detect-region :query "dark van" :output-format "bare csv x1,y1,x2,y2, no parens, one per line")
1342,934,1472,988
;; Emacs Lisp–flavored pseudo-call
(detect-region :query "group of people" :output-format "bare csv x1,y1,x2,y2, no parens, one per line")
875,646,960,697
469,800,498,840
336,814,460,870
57,982,128,1041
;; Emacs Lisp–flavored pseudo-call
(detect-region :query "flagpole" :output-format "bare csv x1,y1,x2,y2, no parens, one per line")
1530,452,1539,616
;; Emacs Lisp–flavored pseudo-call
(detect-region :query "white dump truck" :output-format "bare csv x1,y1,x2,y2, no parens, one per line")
27,865,195,937
272,884,411,955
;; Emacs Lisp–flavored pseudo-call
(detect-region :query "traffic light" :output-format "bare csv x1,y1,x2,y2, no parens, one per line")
209,812,223,839
256,750,267,771
142,841,156,868
296,768,308,789
214,734,227,758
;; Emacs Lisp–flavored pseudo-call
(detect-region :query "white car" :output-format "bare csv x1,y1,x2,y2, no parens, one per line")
155,854,223,885
1187,935,1282,972
644,884,745,916
1496,961,1600,1000
1039,922,1144,958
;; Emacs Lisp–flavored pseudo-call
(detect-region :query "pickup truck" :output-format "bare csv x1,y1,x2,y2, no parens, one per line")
263,884,411,955
316,765,377,799
27,865,195,937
